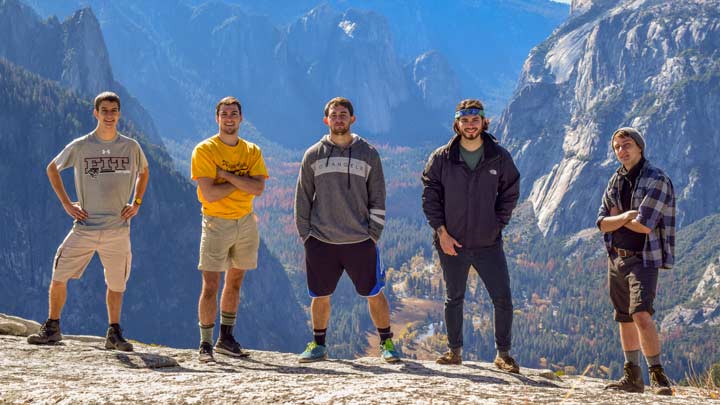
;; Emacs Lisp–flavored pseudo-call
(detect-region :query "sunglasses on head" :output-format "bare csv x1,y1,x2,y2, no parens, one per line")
454,108,485,119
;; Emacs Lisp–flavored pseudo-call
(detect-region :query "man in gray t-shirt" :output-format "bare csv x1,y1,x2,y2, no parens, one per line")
27,91,149,352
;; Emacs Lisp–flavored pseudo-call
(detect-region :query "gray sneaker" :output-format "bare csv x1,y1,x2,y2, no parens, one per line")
27,319,62,345
105,324,134,352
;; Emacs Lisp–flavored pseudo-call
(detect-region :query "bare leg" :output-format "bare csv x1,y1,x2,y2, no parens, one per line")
632,311,661,357
618,321,641,351
48,281,67,319
220,268,246,313
198,271,222,326
310,296,331,329
367,291,391,329
106,289,123,324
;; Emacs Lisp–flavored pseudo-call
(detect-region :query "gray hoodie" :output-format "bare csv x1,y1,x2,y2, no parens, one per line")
294,134,386,244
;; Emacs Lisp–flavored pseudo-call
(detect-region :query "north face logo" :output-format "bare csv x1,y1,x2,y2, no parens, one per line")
489,169,497,175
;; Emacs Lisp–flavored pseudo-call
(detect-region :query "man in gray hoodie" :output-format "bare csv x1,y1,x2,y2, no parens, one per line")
294,97,400,363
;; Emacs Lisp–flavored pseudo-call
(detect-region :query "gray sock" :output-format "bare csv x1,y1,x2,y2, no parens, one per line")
497,350,510,359
199,323,214,345
624,350,641,366
645,353,661,367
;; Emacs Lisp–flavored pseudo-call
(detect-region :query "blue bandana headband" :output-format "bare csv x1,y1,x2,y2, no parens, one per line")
454,108,485,119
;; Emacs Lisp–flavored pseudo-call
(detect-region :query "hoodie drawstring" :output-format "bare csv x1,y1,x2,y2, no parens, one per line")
347,147,352,189
325,144,335,167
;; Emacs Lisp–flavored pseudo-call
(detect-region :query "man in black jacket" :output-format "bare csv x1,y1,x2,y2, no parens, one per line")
421,99,520,372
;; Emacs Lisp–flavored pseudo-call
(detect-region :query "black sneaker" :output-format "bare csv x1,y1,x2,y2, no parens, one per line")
604,362,644,393
649,365,673,396
105,324,134,352
215,334,250,358
199,342,215,363
27,319,62,345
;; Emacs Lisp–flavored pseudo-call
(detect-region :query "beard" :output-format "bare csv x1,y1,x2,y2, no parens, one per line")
461,130,480,140
331,125,349,136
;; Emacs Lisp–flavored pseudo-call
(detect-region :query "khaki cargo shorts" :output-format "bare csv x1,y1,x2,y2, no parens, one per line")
198,213,259,272
52,227,132,292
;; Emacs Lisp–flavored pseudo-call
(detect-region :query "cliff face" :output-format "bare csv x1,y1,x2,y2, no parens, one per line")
0,318,714,404
0,0,162,145
495,0,720,236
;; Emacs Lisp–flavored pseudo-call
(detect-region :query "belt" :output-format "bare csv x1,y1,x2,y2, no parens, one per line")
612,247,642,258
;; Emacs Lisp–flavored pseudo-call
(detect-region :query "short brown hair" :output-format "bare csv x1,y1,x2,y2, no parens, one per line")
216,96,242,116
453,99,489,134
324,97,354,117
94,91,121,111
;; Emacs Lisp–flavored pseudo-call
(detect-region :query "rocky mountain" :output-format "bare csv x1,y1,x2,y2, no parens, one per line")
0,58,305,350
0,0,163,146
495,0,720,236
23,0,567,148
2,316,716,404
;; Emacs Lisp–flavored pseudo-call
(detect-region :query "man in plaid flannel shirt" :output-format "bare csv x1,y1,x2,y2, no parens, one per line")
596,127,675,396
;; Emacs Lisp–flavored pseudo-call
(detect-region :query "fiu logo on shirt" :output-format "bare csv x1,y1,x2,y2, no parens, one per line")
84,156,130,178
221,160,250,176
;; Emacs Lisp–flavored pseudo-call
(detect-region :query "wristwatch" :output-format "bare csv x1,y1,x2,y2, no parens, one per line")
133,197,142,206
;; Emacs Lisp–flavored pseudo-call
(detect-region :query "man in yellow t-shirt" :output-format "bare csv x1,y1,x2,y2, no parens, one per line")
190,96,268,362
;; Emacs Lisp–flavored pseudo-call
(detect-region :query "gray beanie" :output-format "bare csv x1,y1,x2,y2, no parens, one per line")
611,127,645,152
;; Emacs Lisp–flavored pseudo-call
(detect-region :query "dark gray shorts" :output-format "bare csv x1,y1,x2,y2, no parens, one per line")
608,254,658,322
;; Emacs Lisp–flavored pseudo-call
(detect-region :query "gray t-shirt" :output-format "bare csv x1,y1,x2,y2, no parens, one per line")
54,131,148,230
459,143,484,170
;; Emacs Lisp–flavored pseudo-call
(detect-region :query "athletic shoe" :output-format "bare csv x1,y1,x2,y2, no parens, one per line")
649,365,673,396
298,341,328,363
494,354,520,374
27,319,62,345
604,362,644,393
380,338,401,363
105,324,134,352
215,334,250,358
198,342,215,363
436,349,462,365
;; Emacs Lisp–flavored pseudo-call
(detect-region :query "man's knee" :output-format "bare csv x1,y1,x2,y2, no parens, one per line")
50,280,67,289
225,268,245,290
631,311,654,328
201,273,221,295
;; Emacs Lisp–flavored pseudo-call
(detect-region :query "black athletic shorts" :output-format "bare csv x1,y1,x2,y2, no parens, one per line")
304,236,385,297
608,254,658,322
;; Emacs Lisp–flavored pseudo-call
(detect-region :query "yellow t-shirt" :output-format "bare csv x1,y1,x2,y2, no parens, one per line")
191,135,268,219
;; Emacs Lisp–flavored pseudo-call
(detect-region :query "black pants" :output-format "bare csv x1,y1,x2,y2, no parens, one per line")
437,242,513,352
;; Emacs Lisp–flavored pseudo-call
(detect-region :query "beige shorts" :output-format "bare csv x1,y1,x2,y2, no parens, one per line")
198,214,259,272
52,227,132,292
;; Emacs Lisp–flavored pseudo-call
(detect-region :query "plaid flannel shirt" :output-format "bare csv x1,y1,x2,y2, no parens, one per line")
596,160,676,269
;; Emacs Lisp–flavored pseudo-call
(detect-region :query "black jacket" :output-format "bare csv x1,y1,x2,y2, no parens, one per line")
421,132,520,248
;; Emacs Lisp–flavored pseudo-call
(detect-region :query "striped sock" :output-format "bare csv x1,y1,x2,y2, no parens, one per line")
220,312,236,339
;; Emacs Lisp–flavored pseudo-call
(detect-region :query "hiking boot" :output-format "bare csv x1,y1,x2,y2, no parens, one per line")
105,324,133,352
604,362,644,393
494,354,520,374
436,349,462,365
298,341,328,363
215,334,250,358
380,338,401,363
649,365,673,396
27,319,62,345
198,341,215,363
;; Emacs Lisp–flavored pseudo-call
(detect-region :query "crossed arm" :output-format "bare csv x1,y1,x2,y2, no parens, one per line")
598,207,651,234
197,169,265,203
